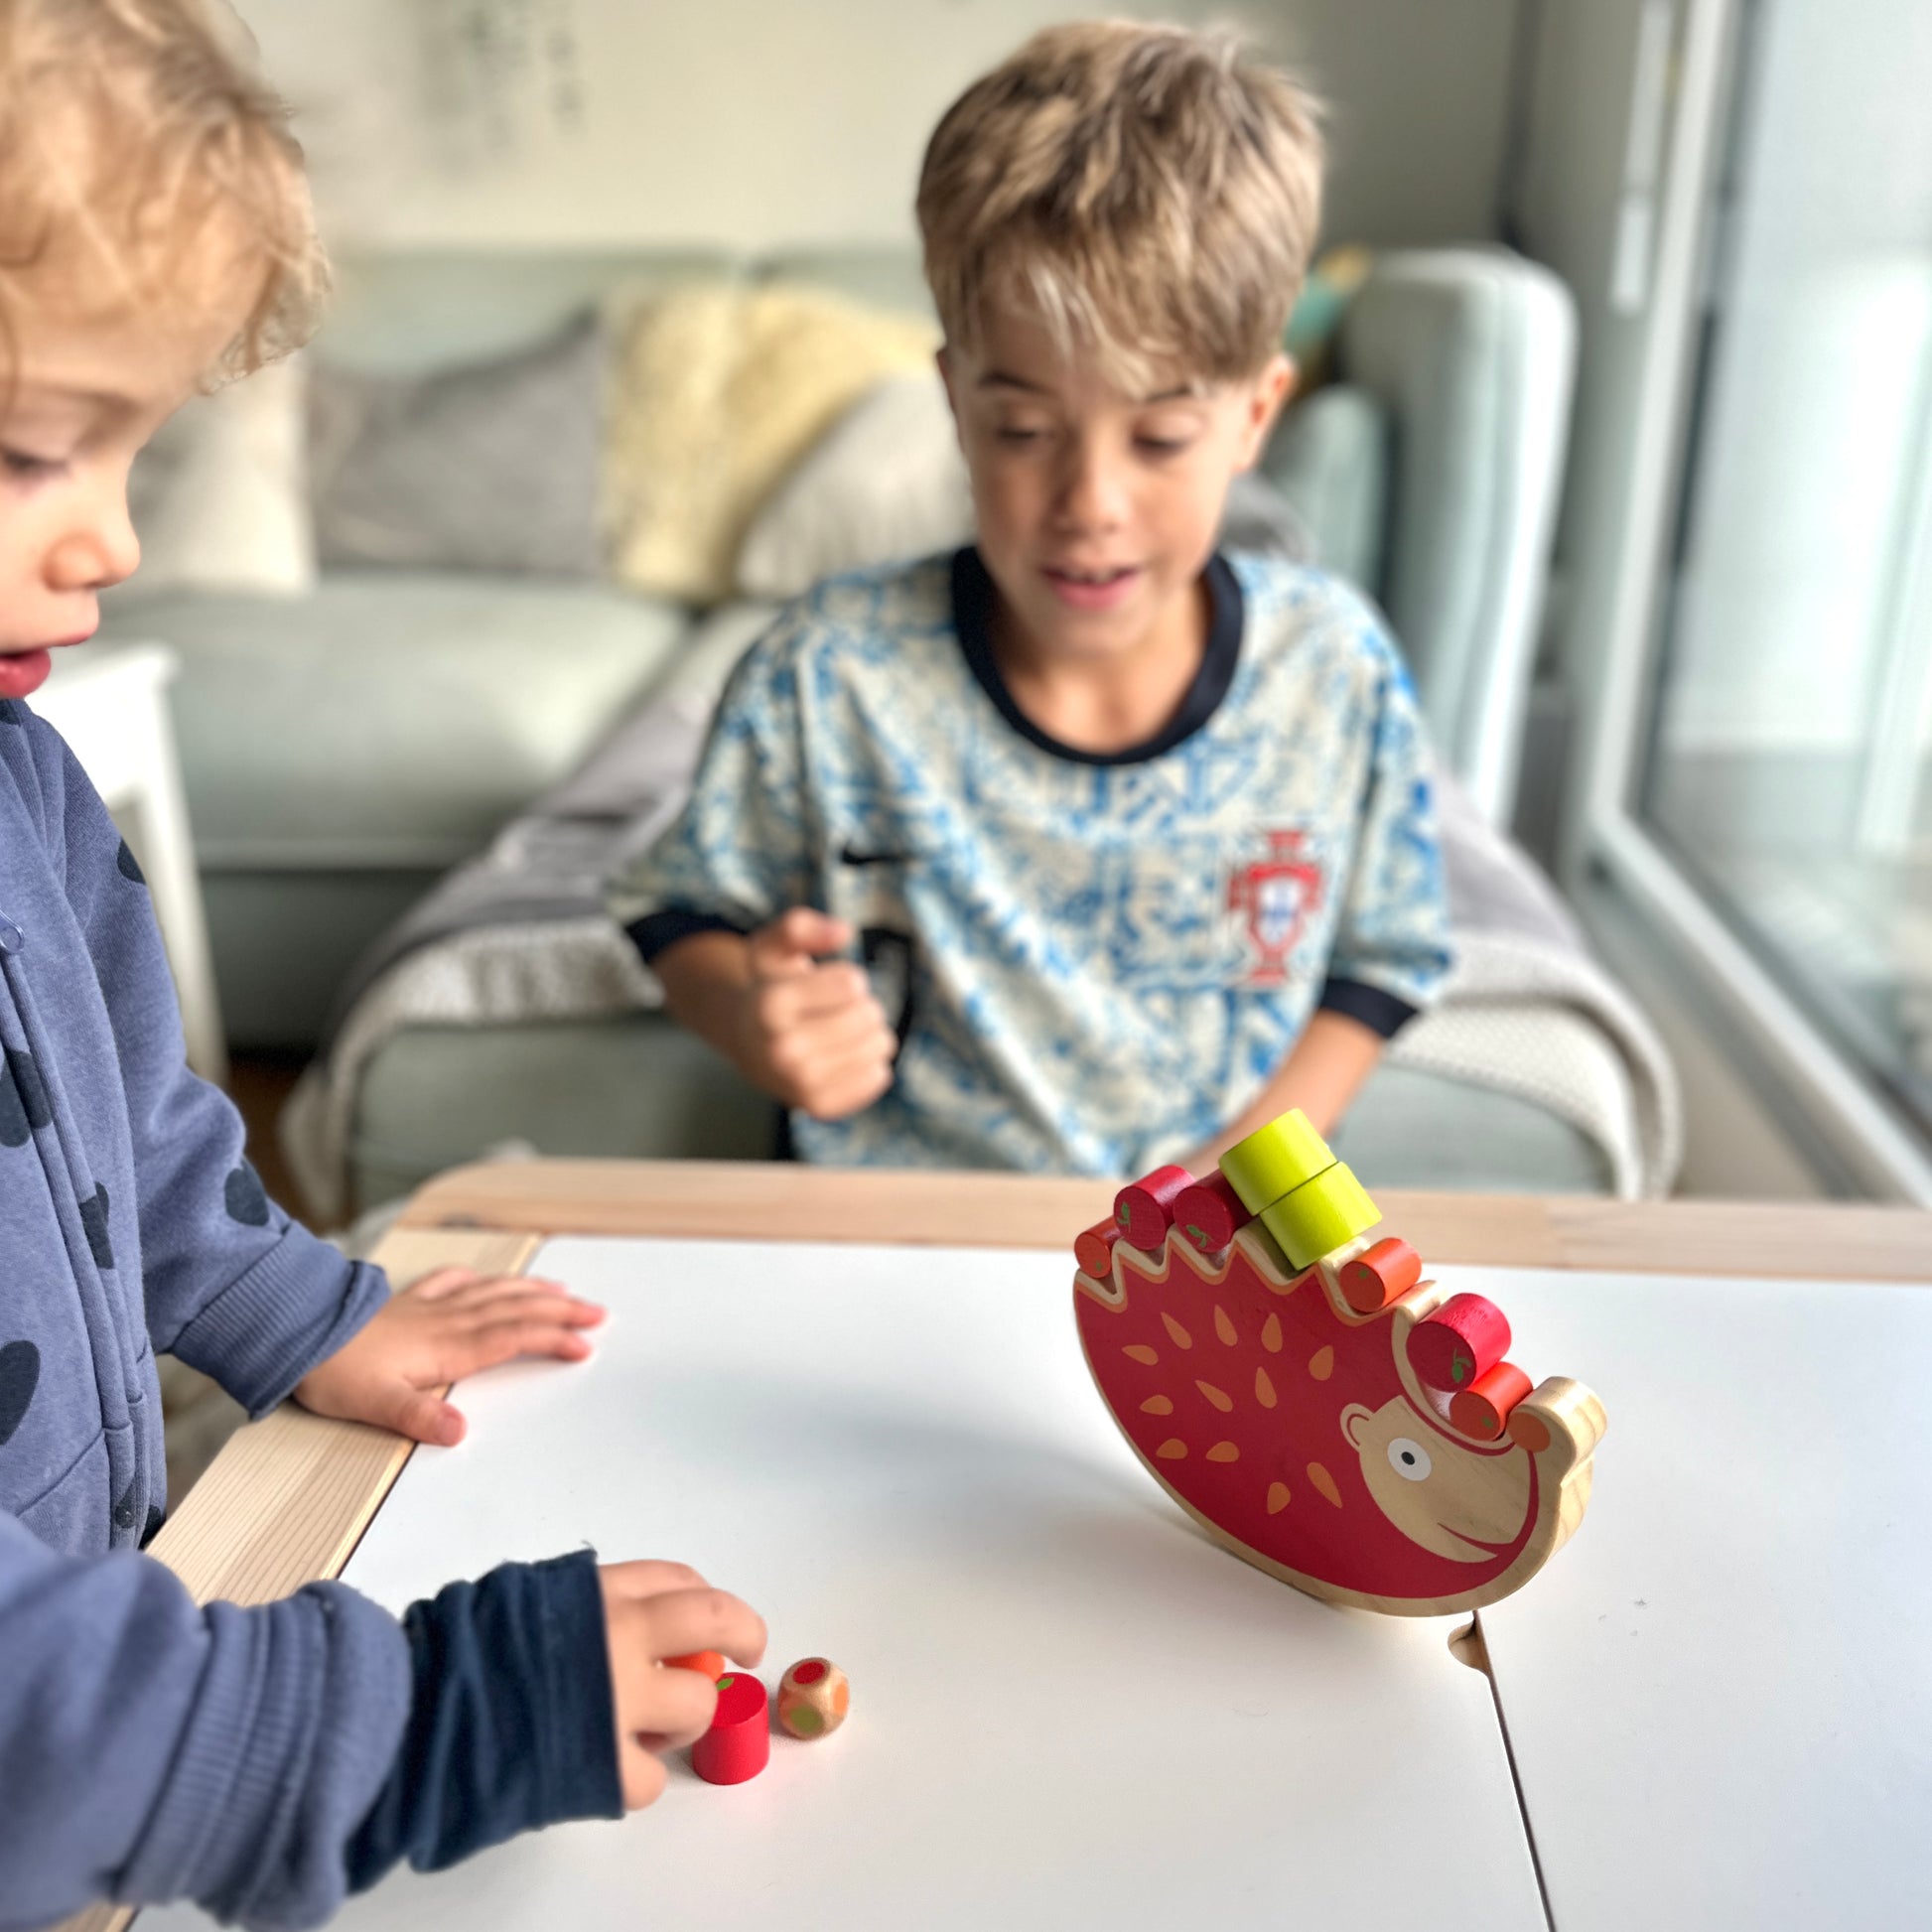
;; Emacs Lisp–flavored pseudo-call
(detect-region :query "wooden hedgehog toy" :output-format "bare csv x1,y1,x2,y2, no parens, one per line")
1073,1109,1606,1616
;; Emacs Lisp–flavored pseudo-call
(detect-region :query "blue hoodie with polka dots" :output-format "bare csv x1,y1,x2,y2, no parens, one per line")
0,697,626,1927
0,693,625,1928
0,692,419,1923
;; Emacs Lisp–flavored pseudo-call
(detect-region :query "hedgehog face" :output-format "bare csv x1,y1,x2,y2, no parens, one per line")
1340,1398,1533,1563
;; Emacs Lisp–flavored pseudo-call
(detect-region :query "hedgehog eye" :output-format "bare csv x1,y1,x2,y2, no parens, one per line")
1387,1438,1433,1482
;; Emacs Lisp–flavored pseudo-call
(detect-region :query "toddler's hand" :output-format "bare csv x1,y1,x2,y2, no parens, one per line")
600,1562,767,1807
293,1267,605,1446
734,907,897,1119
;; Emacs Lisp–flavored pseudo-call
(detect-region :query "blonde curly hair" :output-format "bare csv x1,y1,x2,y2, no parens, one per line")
0,0,327,388
917,20,1324,391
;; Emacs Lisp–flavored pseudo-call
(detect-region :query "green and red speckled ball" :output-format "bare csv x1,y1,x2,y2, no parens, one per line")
776,1657,850,1739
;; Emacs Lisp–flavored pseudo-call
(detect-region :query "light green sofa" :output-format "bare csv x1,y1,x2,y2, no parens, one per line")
99,244,1608,1209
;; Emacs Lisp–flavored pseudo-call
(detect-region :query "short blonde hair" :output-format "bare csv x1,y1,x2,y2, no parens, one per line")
917,20,1323,391
0,0,326,386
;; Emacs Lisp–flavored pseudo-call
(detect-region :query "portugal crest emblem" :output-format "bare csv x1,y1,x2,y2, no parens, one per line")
1227,830,1323,986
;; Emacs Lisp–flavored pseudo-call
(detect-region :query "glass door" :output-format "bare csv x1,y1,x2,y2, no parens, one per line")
1630,0,1932,1154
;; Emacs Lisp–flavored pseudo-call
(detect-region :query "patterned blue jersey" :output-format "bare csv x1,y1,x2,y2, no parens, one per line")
609,548,1451,1173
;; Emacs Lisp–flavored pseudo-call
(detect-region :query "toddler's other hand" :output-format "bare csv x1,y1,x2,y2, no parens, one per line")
737,907,897,1119
293,1267,605,1446
600,1562,767,1807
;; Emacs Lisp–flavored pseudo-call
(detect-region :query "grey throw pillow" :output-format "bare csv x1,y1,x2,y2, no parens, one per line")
1220,470,1316,566
309,314,604,575
736,371,972,600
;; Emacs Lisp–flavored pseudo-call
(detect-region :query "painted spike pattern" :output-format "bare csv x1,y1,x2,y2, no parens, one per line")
1074,1111,1607,1616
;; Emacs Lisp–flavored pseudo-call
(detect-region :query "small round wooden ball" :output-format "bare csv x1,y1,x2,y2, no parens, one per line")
776,1657,850,1739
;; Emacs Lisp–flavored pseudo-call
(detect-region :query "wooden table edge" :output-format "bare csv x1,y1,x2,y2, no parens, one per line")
401,1157,1932,1281
68,1159,1930,1932
58,1227,543,1932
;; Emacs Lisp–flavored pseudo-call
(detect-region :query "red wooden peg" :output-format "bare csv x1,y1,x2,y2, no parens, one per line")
1336,1236,1423,1313
1075,1217,1122,1280
1449,1362,1535,1441
1170,1172,1250,1255
1114,1165,1194,1251
1408,1294,1511,1394
693,1671,770,1785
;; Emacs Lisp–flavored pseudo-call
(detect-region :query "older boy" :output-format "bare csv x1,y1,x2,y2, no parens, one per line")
609,22,1451,1175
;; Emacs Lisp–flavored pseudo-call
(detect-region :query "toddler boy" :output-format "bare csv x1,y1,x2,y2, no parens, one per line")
1,5,761,1922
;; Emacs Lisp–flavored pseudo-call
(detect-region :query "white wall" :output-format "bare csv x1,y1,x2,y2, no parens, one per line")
233,0,1522,253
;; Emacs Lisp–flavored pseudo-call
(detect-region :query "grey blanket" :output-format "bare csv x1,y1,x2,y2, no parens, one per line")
285,617,1682,1219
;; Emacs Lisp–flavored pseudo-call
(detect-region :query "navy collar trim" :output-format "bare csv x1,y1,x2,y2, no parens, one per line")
949,546,1244,767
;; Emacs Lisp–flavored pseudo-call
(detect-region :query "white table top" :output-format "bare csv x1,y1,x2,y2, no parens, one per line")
147,1234,1548,1932
140,1232,1932,1931
1460,1262,1932,1932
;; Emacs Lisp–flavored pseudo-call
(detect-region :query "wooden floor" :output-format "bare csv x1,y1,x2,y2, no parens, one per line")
225,1050,310,1221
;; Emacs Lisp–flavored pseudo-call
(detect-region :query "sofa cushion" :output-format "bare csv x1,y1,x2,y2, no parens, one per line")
1331,1060,1608,1192
604,281,939,605
736,372,970,600
95,573,690,862
205,870,445,1051
309,315,604,576
1338,250,1577,823
344,1014,1606,1214
350,1017,785,1208
1260,383,1388,594
126,357,315,598
544,602,784,817
1220,472,1316,566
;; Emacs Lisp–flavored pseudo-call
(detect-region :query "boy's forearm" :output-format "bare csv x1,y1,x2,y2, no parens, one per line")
1181,1009,1386,1170
652,930,756,1066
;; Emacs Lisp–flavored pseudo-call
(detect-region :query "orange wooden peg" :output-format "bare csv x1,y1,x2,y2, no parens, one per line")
665,1650,726,1682
1449,1362,1536,1441
1075,1217,1122,1281
1336,1236,1423,1313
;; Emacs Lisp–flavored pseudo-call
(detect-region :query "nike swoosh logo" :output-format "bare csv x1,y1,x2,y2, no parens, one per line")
839,843,915,868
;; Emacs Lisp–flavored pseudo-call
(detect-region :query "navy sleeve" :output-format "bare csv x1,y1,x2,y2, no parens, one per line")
624,904,749,966
1316,973,1420,1039
346,1550,622,1888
